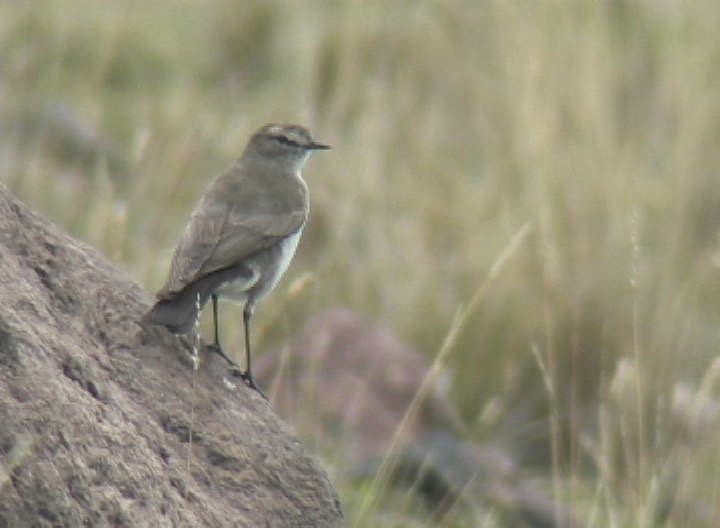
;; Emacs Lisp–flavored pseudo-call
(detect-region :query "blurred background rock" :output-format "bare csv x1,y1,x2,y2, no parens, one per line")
2,1,720,525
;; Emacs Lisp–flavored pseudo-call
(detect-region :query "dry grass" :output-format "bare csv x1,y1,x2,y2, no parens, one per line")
3,0,720,525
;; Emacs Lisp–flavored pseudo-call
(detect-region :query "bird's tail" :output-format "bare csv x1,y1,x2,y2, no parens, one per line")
142,263,253,334
142,292,202,334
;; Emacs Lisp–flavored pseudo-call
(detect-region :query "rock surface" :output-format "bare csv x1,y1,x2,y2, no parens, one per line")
256,309,573,527
256,308,457,463
0,184,343,527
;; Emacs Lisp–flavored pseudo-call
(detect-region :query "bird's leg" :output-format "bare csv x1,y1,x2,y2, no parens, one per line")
206,294,242,371
212,293,220,348
233,303,266,399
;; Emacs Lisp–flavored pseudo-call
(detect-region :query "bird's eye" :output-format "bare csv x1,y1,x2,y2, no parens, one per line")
276,136,292,145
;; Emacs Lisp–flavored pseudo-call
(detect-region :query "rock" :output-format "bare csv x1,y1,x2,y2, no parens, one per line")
0,183,343,527
255,308,458,464
256,309,573,527
0,103,129,177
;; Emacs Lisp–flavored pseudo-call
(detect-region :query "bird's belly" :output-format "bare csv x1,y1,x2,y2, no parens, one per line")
215,230,302,304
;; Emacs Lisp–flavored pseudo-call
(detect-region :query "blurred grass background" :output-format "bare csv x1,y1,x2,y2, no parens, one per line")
3,0,720,525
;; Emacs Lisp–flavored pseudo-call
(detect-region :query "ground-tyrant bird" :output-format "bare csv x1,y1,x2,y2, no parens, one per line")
143,123,329,394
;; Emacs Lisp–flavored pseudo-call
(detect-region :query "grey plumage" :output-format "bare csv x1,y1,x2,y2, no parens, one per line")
143,123,329,391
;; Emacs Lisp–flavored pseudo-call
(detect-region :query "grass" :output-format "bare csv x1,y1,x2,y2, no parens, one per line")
3,0,720,525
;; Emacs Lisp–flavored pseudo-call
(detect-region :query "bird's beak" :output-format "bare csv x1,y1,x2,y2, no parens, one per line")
309,141,331,150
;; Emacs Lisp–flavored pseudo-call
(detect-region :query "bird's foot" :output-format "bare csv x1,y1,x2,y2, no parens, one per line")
206,343,242,371
205,343,266,399
231,369,267,400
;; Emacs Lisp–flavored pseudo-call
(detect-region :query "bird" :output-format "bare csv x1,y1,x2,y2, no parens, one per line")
143,123,330,394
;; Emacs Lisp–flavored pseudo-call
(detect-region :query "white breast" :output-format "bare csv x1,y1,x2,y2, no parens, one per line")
273,229,302,284
216,229,303,305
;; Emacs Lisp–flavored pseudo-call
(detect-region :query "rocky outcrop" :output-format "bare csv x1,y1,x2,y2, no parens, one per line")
0,184,343,527
256,309,573,527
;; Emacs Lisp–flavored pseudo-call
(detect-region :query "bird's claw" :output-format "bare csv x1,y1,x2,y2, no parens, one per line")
231,368,267,400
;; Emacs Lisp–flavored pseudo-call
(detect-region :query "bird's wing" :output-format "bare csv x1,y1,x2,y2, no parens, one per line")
157,167,307,298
